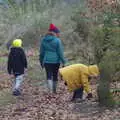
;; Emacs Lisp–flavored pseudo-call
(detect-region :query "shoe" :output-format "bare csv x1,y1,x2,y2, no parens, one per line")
70,98,84,103
75,98,85,103
12,89,21,96
47,80,53,93
53,81,57,93
70,97,76,102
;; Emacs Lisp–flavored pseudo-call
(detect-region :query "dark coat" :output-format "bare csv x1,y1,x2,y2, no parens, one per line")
7,47,27,76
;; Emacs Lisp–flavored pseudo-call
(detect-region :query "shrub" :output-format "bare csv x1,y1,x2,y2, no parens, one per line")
92,11,120,107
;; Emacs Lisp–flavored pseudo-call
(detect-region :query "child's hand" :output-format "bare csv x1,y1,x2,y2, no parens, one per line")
25,68,28,73
62,64,65,67
61,64,65,68
86,93,93,99
64,82,67,86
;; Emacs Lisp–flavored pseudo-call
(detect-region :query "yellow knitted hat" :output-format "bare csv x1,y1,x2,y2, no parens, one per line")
12,39,22,47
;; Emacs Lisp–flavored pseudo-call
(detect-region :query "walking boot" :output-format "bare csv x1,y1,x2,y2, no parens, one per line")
47,79,53,93
53,81,57,93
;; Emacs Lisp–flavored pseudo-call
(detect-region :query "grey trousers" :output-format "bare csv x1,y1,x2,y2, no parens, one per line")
13,75,24,91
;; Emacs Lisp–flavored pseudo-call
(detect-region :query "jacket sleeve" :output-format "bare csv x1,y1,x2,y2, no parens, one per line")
81,73,91,93
21,49,27,68
57,39,66,64
7,52,13,74
39,39,45,65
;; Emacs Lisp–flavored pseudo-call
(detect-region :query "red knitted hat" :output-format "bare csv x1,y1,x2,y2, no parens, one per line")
49,23,60,33
49,23,56,30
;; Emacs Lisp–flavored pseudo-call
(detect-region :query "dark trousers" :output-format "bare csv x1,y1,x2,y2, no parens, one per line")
72,87,84,100
44,63,60,81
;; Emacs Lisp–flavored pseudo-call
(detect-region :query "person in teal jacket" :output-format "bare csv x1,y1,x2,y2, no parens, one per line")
39,23,66,93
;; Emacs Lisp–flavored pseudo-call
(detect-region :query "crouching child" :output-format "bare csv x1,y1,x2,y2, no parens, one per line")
7,39,27,96
59,64,100,102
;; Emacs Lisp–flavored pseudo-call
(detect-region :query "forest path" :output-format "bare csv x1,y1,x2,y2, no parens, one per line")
0,75,119,120
0,55,119,120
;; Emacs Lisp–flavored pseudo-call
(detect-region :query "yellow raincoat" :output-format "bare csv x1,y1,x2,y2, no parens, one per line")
59,64,99,93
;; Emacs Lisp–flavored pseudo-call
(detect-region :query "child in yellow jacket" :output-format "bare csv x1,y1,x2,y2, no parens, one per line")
59,64,100,101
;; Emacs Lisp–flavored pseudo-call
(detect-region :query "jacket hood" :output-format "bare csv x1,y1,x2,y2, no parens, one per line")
43,35,56,42
88,65,99,76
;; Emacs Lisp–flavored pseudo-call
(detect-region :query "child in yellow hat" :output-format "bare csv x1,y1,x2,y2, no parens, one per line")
7,39,27,96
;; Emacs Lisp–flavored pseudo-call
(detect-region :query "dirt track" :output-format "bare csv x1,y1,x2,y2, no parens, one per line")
0,55,119,120
0,78,119,120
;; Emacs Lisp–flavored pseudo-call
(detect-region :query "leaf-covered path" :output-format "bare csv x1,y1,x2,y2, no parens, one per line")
0,54,119,120
0,76,119,120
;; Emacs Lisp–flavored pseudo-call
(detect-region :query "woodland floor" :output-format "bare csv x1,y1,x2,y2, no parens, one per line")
0,56,120,120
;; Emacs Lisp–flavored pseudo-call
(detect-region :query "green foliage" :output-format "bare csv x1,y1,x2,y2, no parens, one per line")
92,11,120,107
97,58,115,107
71,1,91,41
70,2,96,64
0,0,75,47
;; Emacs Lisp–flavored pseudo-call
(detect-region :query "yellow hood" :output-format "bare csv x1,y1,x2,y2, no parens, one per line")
12,39,22,47
88,65,99,76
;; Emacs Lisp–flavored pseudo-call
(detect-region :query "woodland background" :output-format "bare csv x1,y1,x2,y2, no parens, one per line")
0,0,120,119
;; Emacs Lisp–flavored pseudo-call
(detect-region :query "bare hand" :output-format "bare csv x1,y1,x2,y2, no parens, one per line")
61,64,65,68
86,93,93,100
25,68,28,73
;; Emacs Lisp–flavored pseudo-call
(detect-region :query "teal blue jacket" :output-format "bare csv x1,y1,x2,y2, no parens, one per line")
39,34,66,65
